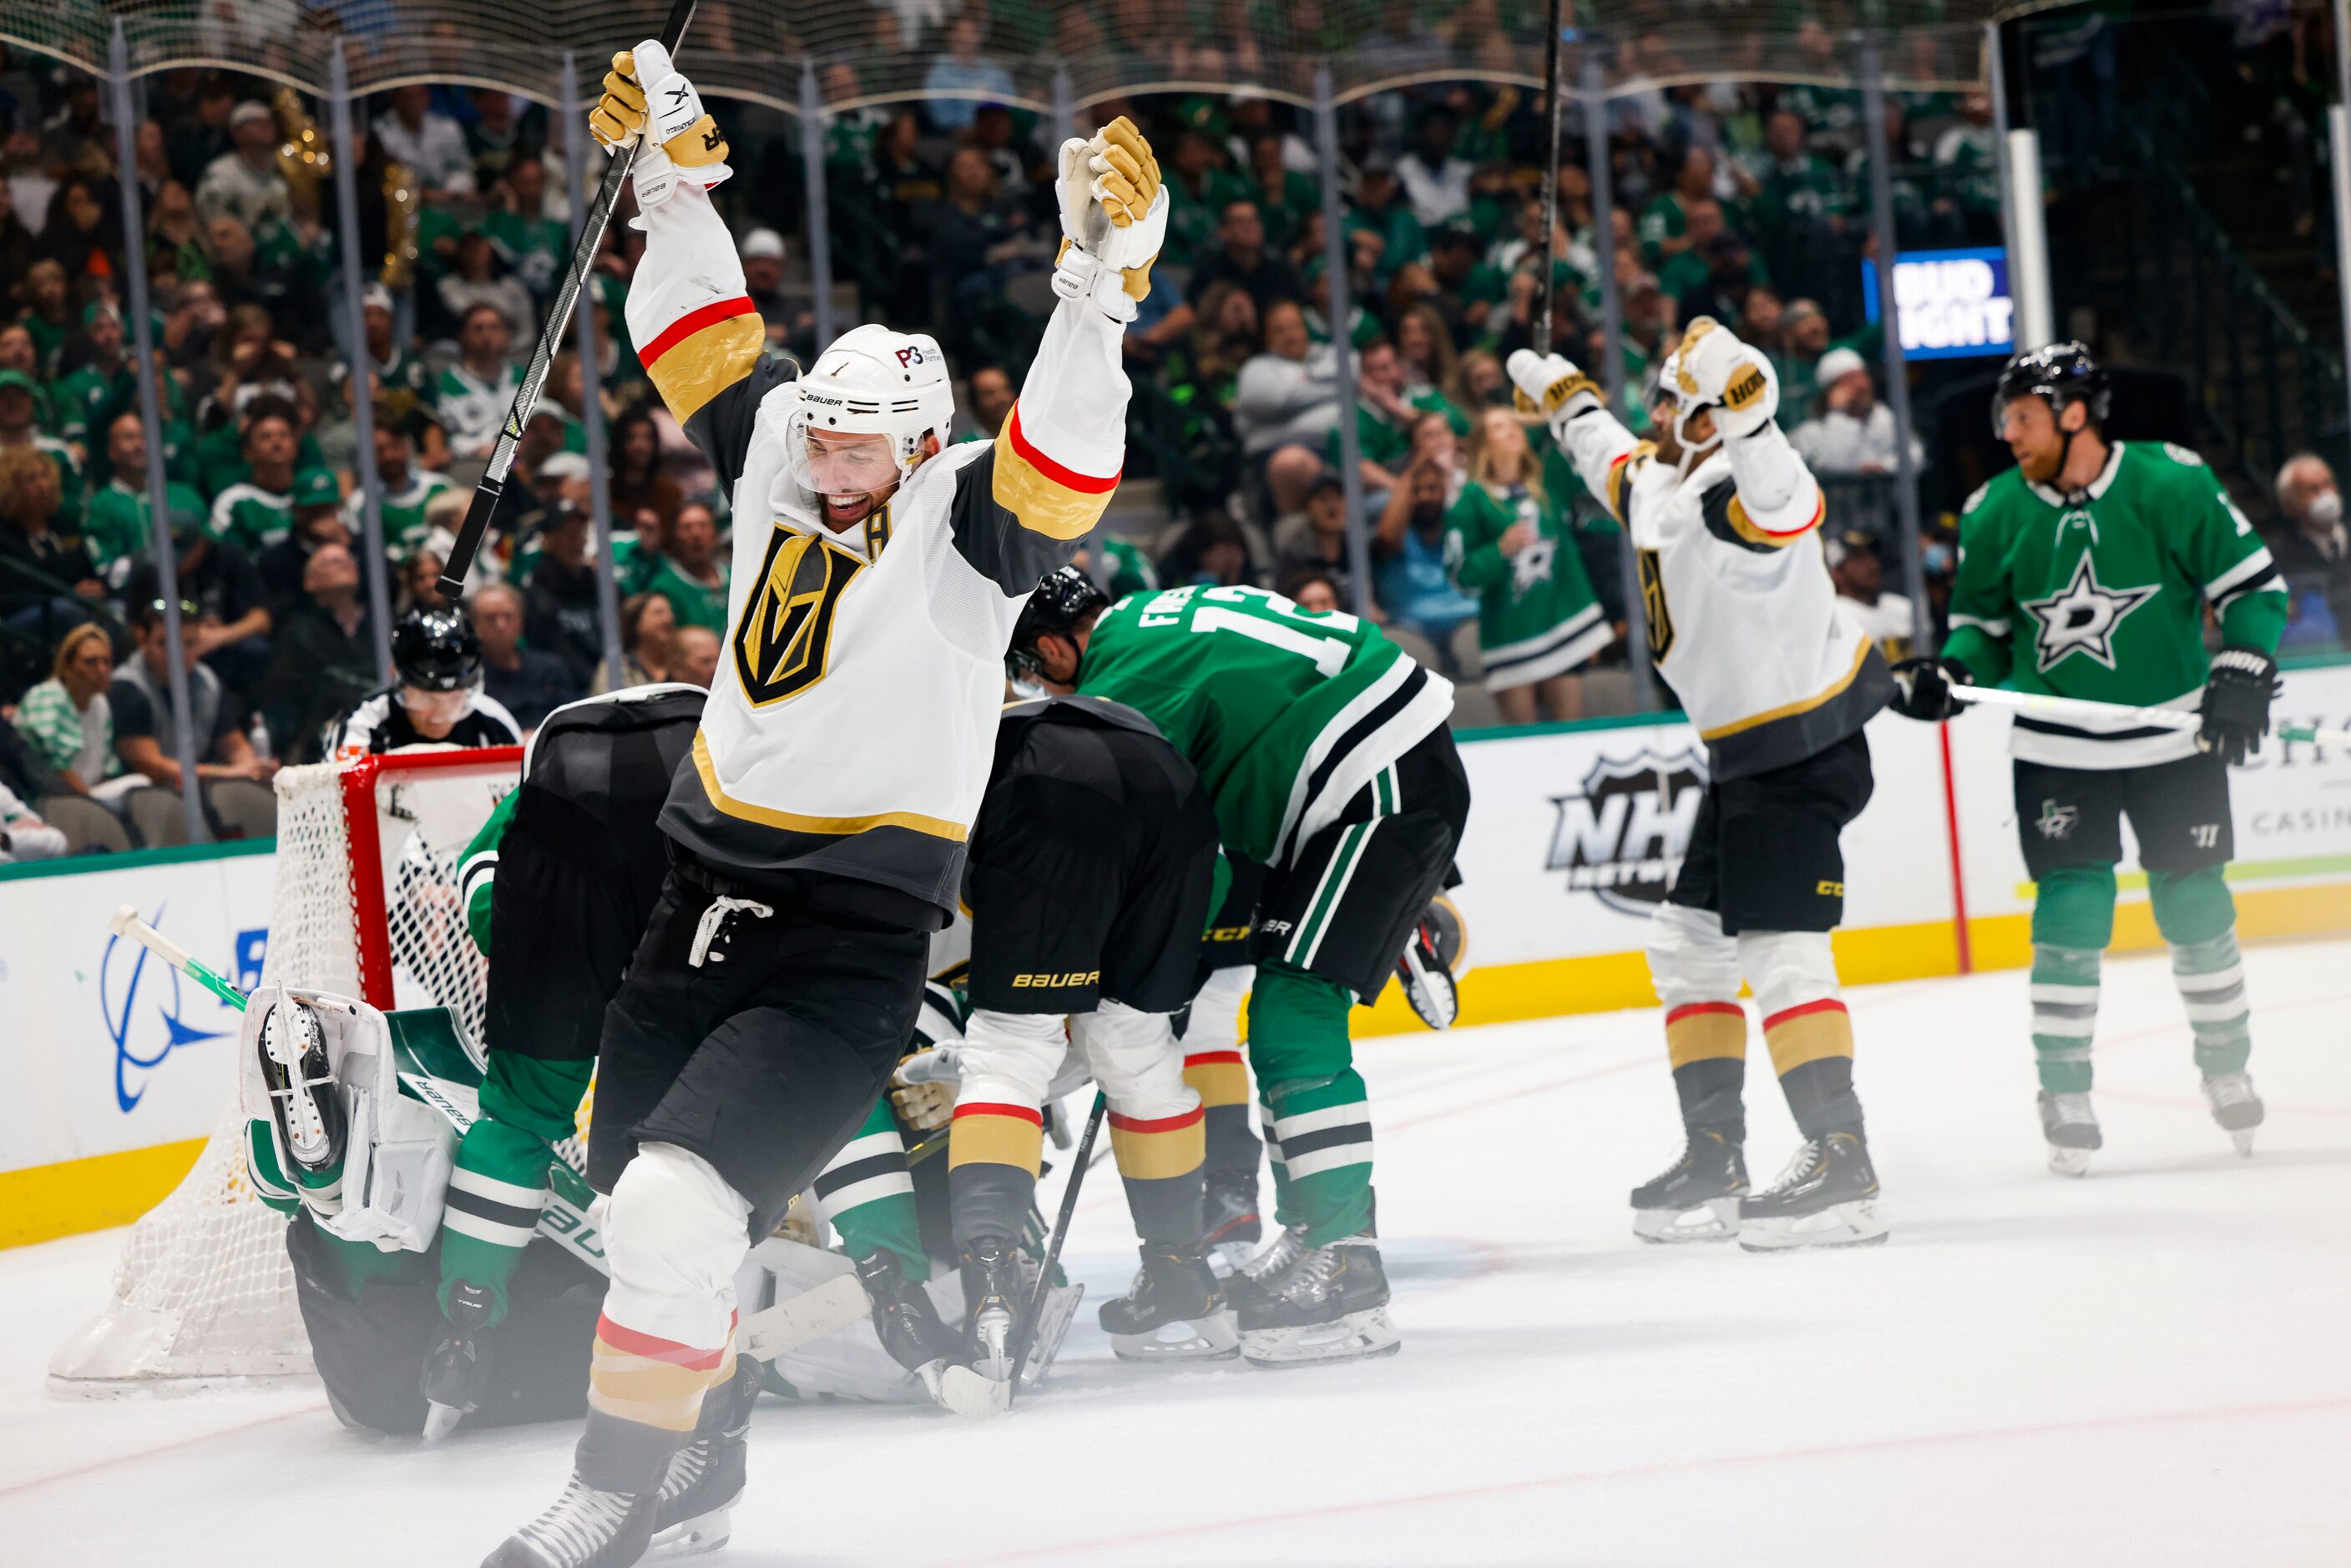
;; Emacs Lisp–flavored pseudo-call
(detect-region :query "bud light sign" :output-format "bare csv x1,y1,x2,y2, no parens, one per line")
1861,246,2015,361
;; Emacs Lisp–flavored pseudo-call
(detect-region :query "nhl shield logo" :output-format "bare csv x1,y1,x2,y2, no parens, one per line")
1545,748,1707,914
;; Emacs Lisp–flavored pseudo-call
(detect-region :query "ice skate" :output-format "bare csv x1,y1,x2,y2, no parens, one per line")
421,1280,498,1442
1237,1235,1400,1368
853,1250,958,1373
482,1470,655,1568
1201,1166,1262,1276
923,1237,1024,1419
2202,1070,2264,1156
2038,1090,2101,1176
258,997,344,1175
1221,1221,1308,1318
1100,1243,1240,1362
1737,1132,1888,1252
647,1360,755,1558
1629,1129,1747,1242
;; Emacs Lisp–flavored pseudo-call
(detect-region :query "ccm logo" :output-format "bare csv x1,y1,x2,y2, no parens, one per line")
895,346,927,367
1010,970,1099,988
1816,879,1845,897
1727,367,1767,408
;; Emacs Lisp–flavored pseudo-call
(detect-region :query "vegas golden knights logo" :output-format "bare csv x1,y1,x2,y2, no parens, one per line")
734,527,865,706
1636,547,1674,660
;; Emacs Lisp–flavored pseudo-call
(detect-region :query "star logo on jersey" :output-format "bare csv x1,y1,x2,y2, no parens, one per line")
2019,554,2158,674
1510,535,1558,596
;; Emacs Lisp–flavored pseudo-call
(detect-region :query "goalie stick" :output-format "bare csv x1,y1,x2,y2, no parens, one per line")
437,0,698,594
1948,685,2351,749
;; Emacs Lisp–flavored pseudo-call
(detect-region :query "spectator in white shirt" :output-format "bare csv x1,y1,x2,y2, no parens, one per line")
1396,106,1476,229
374,85,476,200
1790,347,1924,476
0,780,65,862
193,101,291,233
1233,299,1342,458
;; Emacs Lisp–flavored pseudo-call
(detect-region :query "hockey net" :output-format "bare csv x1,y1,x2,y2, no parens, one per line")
48,747,523,1394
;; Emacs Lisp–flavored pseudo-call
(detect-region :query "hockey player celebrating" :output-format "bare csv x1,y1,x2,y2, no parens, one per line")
326,607,525,758
1509,321,1896,1250
1010,566,1468,1365
1890,343,2286,1174
485,40,1157,1568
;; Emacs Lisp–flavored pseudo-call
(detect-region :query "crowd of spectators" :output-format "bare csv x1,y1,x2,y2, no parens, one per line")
0,18,2032,861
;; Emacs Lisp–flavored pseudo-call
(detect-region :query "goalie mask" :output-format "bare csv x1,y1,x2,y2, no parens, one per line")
786,324,955,524
258,998,346,1175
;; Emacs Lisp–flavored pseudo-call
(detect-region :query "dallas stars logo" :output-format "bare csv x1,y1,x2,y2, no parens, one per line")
2020,554,2158,673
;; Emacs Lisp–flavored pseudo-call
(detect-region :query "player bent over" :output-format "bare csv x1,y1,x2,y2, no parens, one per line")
1510,323,1897,1251
1890,344,2286,1174
487,45,1156,1568
428,685,705,1436
1012,566,1468,1364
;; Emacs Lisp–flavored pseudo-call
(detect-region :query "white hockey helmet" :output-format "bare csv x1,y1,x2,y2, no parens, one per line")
786,323,956,498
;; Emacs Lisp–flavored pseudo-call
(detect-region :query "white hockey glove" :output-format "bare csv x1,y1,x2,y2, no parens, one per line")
1506,348,1602,436
890,1045,960,1133
1051,115,1166,323
1673,317,1779,440
596,43,732,214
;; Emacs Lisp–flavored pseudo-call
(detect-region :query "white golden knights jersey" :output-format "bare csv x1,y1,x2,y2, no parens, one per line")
625,185,1126,916
1551,408,1895,780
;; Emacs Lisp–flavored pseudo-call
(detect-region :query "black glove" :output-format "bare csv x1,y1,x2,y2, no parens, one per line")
2198,645,2279,766
1889,656,1972,722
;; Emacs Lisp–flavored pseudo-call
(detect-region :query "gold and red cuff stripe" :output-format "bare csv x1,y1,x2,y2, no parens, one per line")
639,294,765,422
947,1100,1044,1174
1182,1049,1250,1108
1665,1000,1747,1068
1762,998,1853,1075
992,400,1120,540
586,1313,735,1433
1107,1104,1206,1181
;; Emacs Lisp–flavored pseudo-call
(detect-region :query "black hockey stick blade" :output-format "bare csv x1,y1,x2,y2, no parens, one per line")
438,0,698,596
1007,1090,1106,1402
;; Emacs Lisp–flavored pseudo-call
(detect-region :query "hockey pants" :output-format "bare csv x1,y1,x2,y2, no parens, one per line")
948,1000,1204,1248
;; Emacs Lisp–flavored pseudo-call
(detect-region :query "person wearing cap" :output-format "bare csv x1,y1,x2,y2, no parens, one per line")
737,226,812,351
330,281,437,436
84,411,207,583
194,99,291,233
1826,528,1917,662
348,408,457,561
1790,348,1922,478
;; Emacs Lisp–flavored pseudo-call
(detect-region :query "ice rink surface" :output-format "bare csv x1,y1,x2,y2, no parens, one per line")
3,938,2347,1566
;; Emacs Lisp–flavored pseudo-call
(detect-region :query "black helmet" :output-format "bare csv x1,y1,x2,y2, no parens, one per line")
392,607,481,692
1992,340,2110,438
1008,565,1111,681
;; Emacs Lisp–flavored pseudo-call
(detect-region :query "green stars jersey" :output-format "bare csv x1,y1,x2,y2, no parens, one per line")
85,478,206,578
1074,583,1454,865
1096,534,1158,599
1945,441,2288,769
208,478,295,554
348,466,457,559
1443,479,1610,690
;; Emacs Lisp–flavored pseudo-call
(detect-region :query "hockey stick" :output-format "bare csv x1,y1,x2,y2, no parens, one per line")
437,0,698,594
1007,1090,1107,1403
1948,684,2351,749
109,904,249,1011
1531,0,1568,357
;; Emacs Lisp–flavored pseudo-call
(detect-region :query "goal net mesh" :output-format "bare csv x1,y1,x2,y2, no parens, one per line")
48,750,520,1393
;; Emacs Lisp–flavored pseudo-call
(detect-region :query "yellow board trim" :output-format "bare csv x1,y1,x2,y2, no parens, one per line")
692,730,969,842
1701,638,1871,741
1107,1120,1206,1181
1763,1009,1855,1075
0,1136,206,1248
647,313,766,423
947,1113,1044,1173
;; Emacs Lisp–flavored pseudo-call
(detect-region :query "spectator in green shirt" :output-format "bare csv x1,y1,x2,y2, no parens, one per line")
48,301,135,451
84,412,207,584
1243,132,1318,252
648,501,730,633
1343,155,1428,289
1161,130,1251,271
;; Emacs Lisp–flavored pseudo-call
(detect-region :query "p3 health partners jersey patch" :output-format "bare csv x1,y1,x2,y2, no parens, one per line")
2019,553,2159,675
735,524,867,706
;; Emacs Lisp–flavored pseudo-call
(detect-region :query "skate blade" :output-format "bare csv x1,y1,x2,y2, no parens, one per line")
2046,1144,2094,1178
922,1361,1013,1419
1632,1196,1742,1244
1240,1307,1401,1368
2230,1127,2258,1157
420,1400,465,1444
1111,1308,1241,1362
1738,1199,1889,1252
649,1503,733,1558
1017,1282,1084,1388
